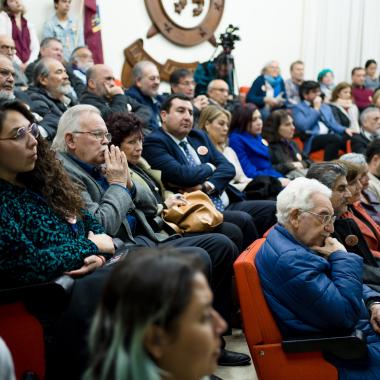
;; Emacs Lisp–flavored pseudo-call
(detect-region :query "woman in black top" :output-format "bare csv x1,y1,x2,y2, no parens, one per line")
262,109,311,178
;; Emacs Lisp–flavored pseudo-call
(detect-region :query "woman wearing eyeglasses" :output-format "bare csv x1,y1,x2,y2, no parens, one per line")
0,100,117,379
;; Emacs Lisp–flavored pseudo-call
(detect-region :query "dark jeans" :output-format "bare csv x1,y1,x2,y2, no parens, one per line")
310,134,342,161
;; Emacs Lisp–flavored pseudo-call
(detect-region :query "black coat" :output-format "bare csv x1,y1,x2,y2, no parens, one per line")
333,217,380,293
268,140,311,175
79,90,151,127
26,86,75,140
351,132,371,154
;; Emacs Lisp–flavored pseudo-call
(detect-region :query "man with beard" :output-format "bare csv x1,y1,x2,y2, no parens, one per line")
68,46,94,84
0,53,34,107
27,57,75,139
79,64,150,124
307,162,380,292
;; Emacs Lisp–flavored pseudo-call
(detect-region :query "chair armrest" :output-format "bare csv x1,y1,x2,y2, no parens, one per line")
282,329,367,360
0,275,74,309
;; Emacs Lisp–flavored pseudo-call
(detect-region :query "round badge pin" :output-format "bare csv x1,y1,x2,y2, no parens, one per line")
296,153,302,161
261,138,269,146
345,235,359,247
197,146,208,155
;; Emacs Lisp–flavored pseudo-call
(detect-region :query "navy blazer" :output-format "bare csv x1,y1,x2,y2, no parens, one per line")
143,128,236,194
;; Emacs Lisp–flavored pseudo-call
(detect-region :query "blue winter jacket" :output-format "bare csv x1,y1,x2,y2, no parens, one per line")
256,224,380,380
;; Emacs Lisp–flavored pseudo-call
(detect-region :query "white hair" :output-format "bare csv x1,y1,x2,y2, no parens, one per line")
51,104,101,153
340,153,367,165
276,177,332,225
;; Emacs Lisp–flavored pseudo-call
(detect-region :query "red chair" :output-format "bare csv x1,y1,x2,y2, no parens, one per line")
234,238,338,379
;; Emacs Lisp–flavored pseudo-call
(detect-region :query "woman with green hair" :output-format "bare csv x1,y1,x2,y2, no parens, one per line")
84,248,226,380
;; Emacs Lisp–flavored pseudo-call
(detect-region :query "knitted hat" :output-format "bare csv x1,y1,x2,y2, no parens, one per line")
317,69,334,82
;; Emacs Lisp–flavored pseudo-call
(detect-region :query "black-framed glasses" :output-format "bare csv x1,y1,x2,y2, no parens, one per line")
300,210,336,225
73,130,112,142
0,123,40,141
0,45,16,52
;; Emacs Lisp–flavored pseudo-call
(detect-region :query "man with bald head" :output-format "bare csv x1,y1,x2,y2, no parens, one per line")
125,60,164,134
207,79,230,108
27,57,76,139
79,64,150,123
0,35,28,90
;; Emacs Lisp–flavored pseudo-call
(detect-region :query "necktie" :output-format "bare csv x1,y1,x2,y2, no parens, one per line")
179,141,225,212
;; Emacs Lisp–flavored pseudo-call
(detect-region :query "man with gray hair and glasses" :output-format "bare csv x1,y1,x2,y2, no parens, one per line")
256,177,380,379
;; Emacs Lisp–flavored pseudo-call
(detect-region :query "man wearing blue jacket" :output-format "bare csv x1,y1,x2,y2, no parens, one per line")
256,177,380,379
292,81,353,160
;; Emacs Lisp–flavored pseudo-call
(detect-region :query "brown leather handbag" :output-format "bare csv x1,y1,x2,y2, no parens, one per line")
162,190,223,234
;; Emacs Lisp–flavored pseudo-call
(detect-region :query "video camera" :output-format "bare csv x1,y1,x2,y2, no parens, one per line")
217,24,241,54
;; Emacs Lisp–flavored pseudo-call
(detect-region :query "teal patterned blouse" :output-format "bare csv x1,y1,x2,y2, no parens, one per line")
0,179,103,285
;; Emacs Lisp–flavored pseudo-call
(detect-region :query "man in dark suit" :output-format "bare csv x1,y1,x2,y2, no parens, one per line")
351,107,380,154
143,94,277,247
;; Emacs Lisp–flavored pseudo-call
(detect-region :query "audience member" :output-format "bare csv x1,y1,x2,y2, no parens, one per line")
352,67,374,111
329,82,360,132
262,109,311,178
340,153,380,226
125,60,163,134
0,54,35,109
27,57,75,139
367,140,380,203
194,52,234,96
42,0,84,62
25,37,85,99
317,68,334,102
207,79,230,109
198,105,249,190
170,67,209,127
84,249,227,380
256,177,380,379
68,46,93,84
0,100,118,379
228,103,289,184
292,80,348,160
284,60,304,106
52,104,249,367
338,160,380,258
351,107,380,154
364,59,379,91
246,60,287,120
0,34,27,90
79,64,150,123
0,0,39,69
307,162,380,292
143,94,278,243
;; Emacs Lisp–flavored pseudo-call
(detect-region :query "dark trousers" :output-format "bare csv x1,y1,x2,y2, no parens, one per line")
310,134,342,161
227,199,277,239
46,234,237,380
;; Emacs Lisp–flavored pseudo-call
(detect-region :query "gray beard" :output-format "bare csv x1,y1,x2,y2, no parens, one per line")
58,84,74,96
0,90,15,101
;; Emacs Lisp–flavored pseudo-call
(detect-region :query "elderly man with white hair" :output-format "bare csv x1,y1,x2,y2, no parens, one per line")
256,177,380,379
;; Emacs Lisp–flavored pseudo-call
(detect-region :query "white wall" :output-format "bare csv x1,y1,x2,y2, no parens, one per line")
23,0,380,88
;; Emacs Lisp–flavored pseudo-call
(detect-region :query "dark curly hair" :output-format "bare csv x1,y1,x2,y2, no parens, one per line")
262,109,291,143
229,103,258,134
0,101,84,219
106,112,144,148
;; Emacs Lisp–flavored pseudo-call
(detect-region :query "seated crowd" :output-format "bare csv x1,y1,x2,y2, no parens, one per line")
1,1,380,379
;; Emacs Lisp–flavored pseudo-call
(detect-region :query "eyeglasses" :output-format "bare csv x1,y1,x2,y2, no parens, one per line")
213,88,229,93
179,80,195,87
300,210,336,225
0,123,40,141
0,45,16,52
73,130,112,142
0,68,15,79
